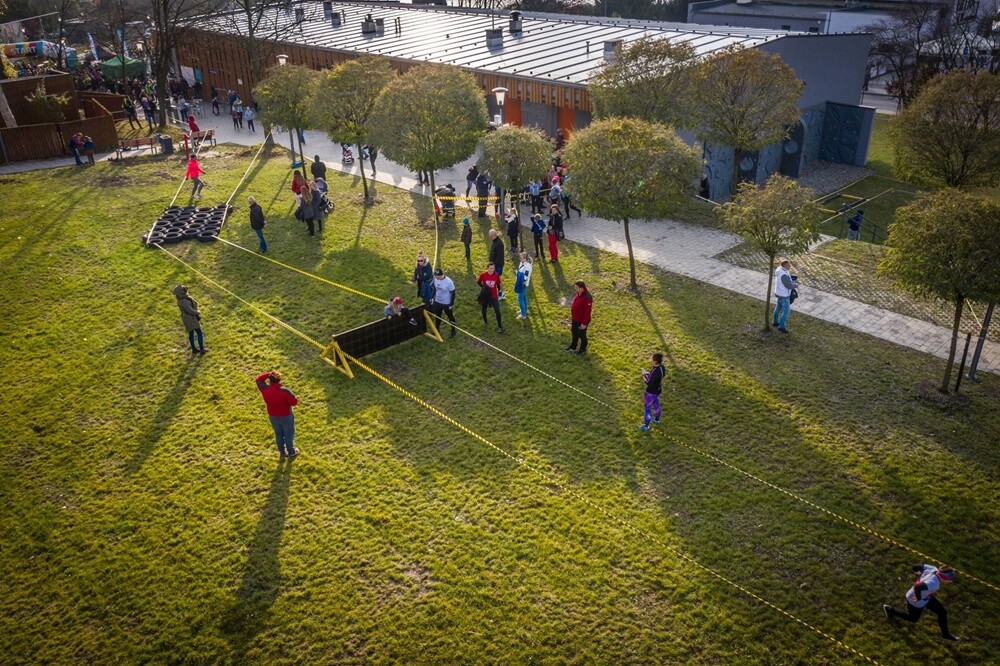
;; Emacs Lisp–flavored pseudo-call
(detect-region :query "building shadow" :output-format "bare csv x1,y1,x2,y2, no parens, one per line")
220,459,293,660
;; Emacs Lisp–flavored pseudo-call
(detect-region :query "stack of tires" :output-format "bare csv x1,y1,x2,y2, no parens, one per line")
142,203,233,246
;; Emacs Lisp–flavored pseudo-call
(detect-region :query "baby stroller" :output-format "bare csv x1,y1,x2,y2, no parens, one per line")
434,184,456,220
341,145,354,165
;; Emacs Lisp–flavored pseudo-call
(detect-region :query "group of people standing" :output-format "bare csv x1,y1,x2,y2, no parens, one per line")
290,161,332,237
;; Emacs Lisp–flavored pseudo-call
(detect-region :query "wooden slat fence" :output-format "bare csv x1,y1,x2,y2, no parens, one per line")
0,123,65,162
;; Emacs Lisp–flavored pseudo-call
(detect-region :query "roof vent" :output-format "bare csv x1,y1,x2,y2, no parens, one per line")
376,17,385,33
509,10,522,35
362,14,377,33
332,11,342,27
735,0,752,5
485,28,503,46
294,6,305,23
323,1,332,19
603,40,623,60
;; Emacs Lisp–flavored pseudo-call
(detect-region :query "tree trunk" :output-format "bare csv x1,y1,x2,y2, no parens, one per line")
0,85,16,128
429,168,440,269
357,141,370,201
941,294,965,393
731,150,741,200
296,130,305,168
623,217,637,291
765,254,776,331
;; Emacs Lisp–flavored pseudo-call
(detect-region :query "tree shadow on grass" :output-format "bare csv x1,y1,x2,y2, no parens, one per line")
221,458,293,661
634,292,680,369
124,358,200,476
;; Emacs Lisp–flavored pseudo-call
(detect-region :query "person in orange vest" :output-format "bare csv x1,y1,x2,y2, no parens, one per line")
883,564,959,641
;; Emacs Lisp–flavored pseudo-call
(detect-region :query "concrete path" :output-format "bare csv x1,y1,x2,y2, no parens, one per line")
3,110,996,374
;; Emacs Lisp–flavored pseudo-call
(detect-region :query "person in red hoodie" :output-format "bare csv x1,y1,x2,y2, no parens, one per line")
255,371,300,458
186,156,206,199
565,280,592,355
477,262,504,333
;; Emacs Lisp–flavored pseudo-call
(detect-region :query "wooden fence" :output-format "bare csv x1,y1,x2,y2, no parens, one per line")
79,92,126,121
0,114,118,163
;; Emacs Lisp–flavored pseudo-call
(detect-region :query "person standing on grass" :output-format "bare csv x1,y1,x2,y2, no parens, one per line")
637,353,666,432
884,565,960,642
255,371,299,459
248,195,267,253
172,284,206,354
311,155,327,181
186,156,205,199
506,207,519,254
432,268,457,338
771,258,797,333
477,262,503,333
291,170,306,203
531,213,546,262
565,280,592,355
488,229,506,300
123,97,140,130
298,187,317,236
847,209,863,241
411,252,434,305
514,252,533,320
461,217,473,260
546,219,560,264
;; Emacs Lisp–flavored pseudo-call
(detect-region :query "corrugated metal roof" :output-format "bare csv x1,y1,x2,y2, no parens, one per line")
195,3,807,85
697,2,829,20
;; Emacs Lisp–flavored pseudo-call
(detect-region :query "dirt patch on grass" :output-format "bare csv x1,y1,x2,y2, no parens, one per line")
915,381,970,412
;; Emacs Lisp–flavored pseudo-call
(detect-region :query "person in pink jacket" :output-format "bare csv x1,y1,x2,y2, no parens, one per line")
186,156,206,199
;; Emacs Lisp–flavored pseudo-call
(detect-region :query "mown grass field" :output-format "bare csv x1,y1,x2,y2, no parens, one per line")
1,144,998,665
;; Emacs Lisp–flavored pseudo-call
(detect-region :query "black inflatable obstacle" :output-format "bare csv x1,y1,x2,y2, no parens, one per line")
322,304,443,378
142,203,233,246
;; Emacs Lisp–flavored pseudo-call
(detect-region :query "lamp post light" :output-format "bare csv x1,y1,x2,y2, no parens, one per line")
275,54,302,168
492,86,508,126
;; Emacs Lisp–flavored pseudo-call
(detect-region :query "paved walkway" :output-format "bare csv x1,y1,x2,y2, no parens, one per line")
3,111,996,374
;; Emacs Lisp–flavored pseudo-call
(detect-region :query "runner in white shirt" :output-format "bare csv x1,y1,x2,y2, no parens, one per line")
883,564,959,641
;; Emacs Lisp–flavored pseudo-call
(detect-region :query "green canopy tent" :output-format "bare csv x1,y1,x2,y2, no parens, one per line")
99,55,145,80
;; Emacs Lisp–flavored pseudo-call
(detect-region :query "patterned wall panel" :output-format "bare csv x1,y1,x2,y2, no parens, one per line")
801,105,826,166
703,143,735,202
820,102,865,165
759,142,783,181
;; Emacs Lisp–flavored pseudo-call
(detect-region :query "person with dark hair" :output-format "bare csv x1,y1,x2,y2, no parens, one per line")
475,171,491,219
248,195,267,253
431,268,457,338
506,207,520,253
531,213,546,261
884,564,959,641
772,258,797,333
186,156,206,199
172,284,205,354
565,280,592,355
255,371,299,458
847,209,864,241
466,164,478,199
297,187,317,236
477,262,503,333
311,155,327,181
488,229,505,300
638,353,666,431
123,96,140,130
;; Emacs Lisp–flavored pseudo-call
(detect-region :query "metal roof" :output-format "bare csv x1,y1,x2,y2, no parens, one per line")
697,3,830,20
195,2,808,86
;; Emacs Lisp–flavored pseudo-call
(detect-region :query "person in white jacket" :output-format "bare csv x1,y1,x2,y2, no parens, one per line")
514,252,533,320
771,259,797,333
883,564,959,641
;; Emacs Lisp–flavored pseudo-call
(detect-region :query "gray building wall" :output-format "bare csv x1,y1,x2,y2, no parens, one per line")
757,34,872,108
688,10,823,32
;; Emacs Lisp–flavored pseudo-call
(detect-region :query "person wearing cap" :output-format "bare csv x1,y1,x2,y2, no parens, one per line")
411,252,433,305
255,371,299,458
384,296,417,325
431,268,457,338
460,218,473,260
531,213,547,261
771,258,797,333
172,284,205,354
884,564,959,641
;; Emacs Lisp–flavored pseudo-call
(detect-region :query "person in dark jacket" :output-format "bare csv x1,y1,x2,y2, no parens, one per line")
531,213,546,261
475,172,491,219
884,564,959,641
310,155,327,181
548,203,564,239
488,229,506,300
297,187,317,236
172,284,205,354
248,195,267,252
638,353,666,431
460,217,473,260
565,280,592,355
505,208,519,253
466,165,479,199
255,371,299,458
411,252,434,304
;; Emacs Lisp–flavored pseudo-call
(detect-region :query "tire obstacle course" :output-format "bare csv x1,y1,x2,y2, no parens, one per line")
141,203,233,246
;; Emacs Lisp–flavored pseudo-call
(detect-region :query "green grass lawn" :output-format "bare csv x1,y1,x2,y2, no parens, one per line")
1,144,998,665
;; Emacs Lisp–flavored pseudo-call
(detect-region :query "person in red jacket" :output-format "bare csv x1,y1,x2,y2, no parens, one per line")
565,280,592,355
477,262,504,333
186,156,206,199
255,371,300,458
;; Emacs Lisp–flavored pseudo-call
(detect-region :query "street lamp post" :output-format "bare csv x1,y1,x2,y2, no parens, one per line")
275,54,302,168
492,86,508,126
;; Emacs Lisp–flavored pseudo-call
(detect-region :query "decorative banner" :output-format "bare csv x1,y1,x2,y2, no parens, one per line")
2,40,79,66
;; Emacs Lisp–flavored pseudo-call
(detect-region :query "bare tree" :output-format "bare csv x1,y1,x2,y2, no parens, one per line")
865,3,943,108
93,0,137,89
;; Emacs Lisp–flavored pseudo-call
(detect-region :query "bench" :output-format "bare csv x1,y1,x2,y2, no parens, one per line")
188,129,216,148
116,137,159,158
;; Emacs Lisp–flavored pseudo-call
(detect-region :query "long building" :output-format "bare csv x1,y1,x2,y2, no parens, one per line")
177,2,874,198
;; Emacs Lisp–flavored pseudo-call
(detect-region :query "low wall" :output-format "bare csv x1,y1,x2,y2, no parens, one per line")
0,114,118,163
